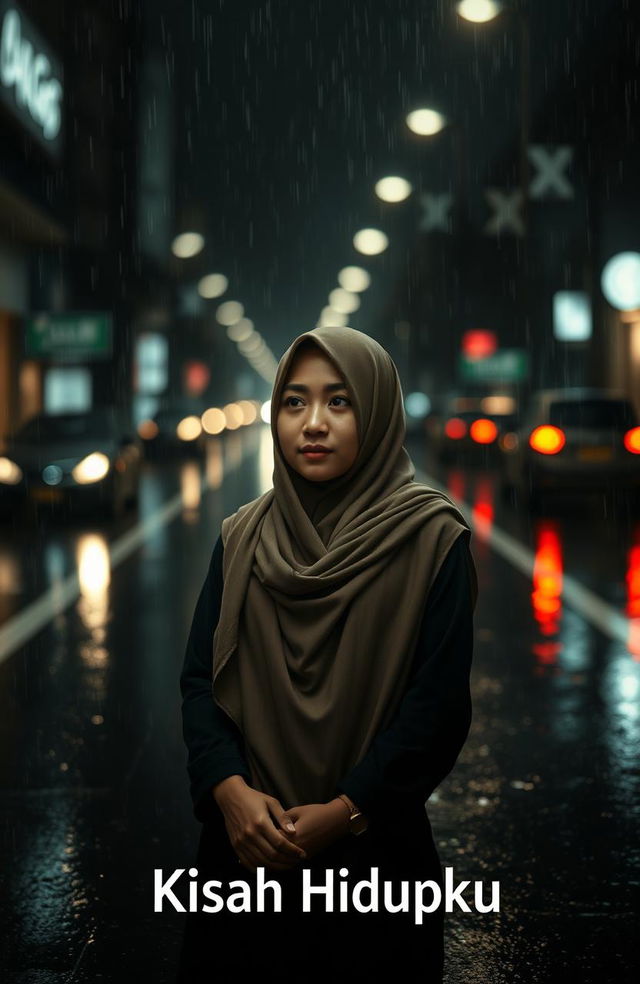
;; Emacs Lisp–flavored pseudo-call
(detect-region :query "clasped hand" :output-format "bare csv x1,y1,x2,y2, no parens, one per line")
216,781,348,874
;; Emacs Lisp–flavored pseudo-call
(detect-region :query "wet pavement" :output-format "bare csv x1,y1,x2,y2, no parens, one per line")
0,423,637,982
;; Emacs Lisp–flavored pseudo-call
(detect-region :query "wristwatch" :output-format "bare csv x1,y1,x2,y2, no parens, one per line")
337,793,369,836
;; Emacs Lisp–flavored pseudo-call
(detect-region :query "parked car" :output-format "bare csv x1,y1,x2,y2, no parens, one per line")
0,407,142,519
501,388,640,510
138,400,207,459
428,395,519,465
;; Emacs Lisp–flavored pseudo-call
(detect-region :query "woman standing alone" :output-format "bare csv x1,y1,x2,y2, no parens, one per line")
178,325,477,981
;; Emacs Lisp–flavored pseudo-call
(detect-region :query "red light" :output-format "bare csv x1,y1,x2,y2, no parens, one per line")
529,425,566,455
624,427,640,453
184,361,210,396
462,330,497,360
469,418,498,444
532,522,563,643
626,530,640,658
444,417,467,440
626,544,640,617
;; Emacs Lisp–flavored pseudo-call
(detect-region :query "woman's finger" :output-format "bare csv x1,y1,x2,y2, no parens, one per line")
259,821,307,859
252,828,306,865
236,829,299,872
265,797,298,834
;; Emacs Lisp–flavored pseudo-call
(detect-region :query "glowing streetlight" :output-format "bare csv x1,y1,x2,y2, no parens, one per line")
238,333,264,354
405,108,446,136
374,176,413,203
226,317,254,341
338,266,371,292
198,273,228,298
353,228,389,256
171,232,204,258
216,300,244,325
601,252,640,312
456,0,503,23
318,308,349,327
328,288,360,314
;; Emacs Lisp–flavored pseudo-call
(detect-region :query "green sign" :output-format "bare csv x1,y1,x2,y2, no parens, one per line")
459,348,529,383
25,313,112,361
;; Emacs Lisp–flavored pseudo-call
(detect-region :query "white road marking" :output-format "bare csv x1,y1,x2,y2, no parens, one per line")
415,467,633,649
0,470,215,665
0,459,633,664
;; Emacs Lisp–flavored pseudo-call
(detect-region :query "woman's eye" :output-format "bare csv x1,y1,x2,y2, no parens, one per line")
283,395,350,407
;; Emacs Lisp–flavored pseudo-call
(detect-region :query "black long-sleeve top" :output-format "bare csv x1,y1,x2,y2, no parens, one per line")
180,532,475,826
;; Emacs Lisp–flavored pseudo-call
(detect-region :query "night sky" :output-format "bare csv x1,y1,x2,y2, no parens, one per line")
151,0,617,357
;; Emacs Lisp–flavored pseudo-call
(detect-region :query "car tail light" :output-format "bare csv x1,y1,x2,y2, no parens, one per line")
444,417,467,440
500,431,519,452
624,427,640,453
529,425,566,454
469,418,498,444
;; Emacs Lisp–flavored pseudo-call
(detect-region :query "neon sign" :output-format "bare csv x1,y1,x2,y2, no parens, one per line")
0,3,63,154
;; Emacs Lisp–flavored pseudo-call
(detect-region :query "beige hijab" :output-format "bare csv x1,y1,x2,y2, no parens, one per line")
212,325,476,809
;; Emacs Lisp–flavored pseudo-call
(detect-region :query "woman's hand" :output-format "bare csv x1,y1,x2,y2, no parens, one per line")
212,775,308,874
283,800,351,860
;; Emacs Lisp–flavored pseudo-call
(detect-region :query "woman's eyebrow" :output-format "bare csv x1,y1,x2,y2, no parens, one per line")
282,382,348,393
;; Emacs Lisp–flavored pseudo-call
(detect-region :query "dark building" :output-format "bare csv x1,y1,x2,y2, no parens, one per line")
0,0,161,445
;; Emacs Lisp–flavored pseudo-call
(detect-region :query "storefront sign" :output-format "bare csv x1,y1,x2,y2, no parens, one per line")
459,349,529,383
0,2,63,158
26,313,112,361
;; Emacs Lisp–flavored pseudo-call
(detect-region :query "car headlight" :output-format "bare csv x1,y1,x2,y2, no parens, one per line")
0,456,22,484
71,452,111,484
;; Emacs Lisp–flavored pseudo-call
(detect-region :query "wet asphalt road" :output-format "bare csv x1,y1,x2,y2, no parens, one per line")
0,423,637,982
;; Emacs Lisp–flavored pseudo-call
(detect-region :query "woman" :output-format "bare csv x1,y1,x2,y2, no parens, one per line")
177,325,477,981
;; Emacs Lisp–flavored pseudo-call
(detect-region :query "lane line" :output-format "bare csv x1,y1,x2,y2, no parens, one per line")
0,457,633,664
415,466,633,649
0,462,228,665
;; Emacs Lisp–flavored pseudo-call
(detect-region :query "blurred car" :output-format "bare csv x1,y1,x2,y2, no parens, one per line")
138,400,207,459
428,395,519,465
501,387,640,510
0,407,142,519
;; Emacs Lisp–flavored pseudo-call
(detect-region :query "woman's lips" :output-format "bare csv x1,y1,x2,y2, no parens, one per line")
301,449,332,459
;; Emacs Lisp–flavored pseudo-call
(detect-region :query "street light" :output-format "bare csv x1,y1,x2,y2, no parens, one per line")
227,317,254,341
171,232,205,258
353,228,389,255
328,288,360,314
374,176,413,203
198,273,228,298
318,307,349,327
216,300,244,325
405,108,446,136
338,266,371,292
455,0,503,23
601,253,640,312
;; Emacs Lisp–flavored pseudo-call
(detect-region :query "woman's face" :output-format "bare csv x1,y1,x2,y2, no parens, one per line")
276,345,359,482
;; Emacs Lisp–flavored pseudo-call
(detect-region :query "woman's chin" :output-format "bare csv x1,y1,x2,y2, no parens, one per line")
293,462,343,482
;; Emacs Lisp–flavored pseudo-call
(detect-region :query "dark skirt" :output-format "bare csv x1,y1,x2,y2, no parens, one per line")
176,803,445,982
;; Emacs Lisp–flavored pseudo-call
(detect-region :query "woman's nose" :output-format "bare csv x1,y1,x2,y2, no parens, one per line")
303,404,328,430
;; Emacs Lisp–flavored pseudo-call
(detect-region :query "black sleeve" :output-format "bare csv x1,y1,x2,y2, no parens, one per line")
180,534,253,823
334,532,475,825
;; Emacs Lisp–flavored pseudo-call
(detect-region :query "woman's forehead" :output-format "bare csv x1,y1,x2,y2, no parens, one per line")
284,344,345,381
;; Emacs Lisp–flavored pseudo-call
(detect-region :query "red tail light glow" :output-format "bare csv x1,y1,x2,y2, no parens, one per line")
624,427,640,453
469,418,498,444
529,425,565,455
444,417,467,440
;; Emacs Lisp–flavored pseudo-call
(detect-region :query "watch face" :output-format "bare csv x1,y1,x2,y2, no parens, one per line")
350,813,368,835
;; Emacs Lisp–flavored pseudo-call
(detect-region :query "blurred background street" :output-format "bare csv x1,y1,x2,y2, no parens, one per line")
0,0,638,980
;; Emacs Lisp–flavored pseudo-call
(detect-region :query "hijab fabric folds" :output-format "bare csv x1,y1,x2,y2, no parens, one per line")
212,326,476,809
